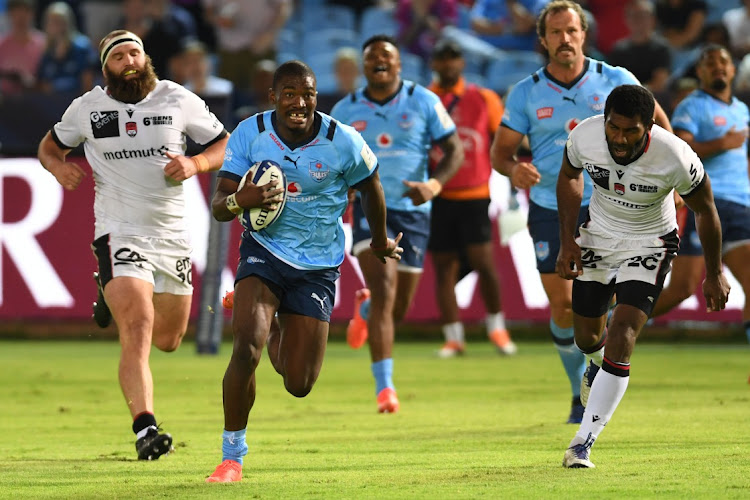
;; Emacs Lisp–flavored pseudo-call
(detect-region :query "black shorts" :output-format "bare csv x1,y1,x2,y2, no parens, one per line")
428,197,492,252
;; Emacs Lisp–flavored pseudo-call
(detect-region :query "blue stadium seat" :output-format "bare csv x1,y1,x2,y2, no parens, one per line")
306,51,339,94
463,72,487,88
359,6,399,45
400,52,427,85
301,4,356,31
484,51,544,94
302,28,358,60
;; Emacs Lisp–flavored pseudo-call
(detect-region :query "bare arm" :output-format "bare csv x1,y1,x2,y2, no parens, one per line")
37,131,87,191
402,131,464,205
490,124,541,189
358,171,403,262
164,133,231,182
555,147,585,280
673,128,747,159
681,175,731,311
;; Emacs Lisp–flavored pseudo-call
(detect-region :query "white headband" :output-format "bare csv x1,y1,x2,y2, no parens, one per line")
100,32,144,66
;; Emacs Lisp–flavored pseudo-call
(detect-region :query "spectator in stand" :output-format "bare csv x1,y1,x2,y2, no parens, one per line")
396,0,457,61
36,1,97,95
327,0,385,24
608,0,672,93
316,47,362,113
172,39,233,98
172,0,217,50
204,0,291,93
0,0,45,96
722,0,750,60
578,0,627,56
655,0,707,50
441,0,549,69
427,39,517,358
143,0,196,79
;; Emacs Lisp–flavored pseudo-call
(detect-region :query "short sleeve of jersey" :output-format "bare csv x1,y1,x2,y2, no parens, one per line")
180,87,225,145
674,143,705,197
336,122,378,187
565,130,584,170
501,79,531,134
219,118,256,180
670,97,700,136
420,86,456,142
53,95,86,149
608,65,640,87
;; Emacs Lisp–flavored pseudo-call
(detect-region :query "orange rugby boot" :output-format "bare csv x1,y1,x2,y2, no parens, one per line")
222,290,234,310
489,329,518,355
346,288,370,349
376,387,400,413
437,341,465,358
206,459,242,483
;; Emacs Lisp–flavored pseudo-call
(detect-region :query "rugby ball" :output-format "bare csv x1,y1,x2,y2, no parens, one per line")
237,160,287,232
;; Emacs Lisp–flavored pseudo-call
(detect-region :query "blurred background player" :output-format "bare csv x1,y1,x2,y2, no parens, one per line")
490,0,673,424
331,35,464,413
36,30,229,460
0,0,45,96
649,44,750,344
426,38,516,358
556,84,729,468
206,60,402,482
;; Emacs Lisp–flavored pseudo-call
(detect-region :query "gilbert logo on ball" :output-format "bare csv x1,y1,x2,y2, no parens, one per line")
238,160,288,232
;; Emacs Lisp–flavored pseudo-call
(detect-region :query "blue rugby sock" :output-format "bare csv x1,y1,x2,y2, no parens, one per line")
550,320,585,396
222,428,248,465
371,358,394,395
360,297,371,321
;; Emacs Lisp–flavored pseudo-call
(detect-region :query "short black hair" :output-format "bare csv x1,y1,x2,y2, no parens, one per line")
604,85,655,125
697,43,731,64
362,34,399,53
272,60,316,90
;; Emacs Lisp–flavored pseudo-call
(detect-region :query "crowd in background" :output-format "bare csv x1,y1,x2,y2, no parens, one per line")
3,0,750,124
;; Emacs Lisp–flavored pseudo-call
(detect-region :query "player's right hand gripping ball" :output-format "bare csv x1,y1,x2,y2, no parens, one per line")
238,160,287,232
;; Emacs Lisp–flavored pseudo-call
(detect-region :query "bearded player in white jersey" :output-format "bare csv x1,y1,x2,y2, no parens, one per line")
555,84,730,468
37,30,230,460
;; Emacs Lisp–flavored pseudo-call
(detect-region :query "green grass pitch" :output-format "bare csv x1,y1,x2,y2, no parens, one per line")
1,339,748,499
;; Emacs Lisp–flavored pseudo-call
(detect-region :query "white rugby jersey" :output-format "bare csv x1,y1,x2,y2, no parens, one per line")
566,115,705,238
52,80,226,239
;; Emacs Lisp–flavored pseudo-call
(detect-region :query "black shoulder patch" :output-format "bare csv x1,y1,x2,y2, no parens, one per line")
532,72,540,83
596,61,603,74
350,92,356,102
326,119,337,141
256,114,265,133
408,83,417,95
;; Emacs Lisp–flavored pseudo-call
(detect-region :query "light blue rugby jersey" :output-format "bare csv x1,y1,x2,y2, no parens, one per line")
502,58,639,210
671,89,750,207
330,80,456,213
219,111,378,270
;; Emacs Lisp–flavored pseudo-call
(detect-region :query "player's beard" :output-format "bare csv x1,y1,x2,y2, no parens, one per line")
104,56,158,104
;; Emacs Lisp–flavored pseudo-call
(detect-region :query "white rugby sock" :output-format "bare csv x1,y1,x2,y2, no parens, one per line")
442,322,464,343
570,368,629,447
485,312,506,334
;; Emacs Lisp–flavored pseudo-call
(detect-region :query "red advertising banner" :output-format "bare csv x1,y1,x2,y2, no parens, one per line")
0,158,743,324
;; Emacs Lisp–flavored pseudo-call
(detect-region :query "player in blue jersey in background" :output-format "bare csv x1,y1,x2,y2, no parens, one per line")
205,60,403,483
331,35,464,413
650,44,750,344
490,0,673,424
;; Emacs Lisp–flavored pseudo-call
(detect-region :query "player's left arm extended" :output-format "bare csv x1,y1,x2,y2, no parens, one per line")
555,147,584,279
681,175,731,311
403,131,465,205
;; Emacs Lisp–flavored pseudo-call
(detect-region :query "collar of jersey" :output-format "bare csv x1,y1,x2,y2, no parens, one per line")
270,111,323,150
363,80,404,106
428,76,466,97
543,58,591,91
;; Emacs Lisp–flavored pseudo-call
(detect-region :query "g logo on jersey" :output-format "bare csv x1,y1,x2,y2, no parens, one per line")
90,111,119,138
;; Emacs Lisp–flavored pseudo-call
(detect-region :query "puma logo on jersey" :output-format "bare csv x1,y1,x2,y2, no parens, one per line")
284,155,300,168
563,95,577,104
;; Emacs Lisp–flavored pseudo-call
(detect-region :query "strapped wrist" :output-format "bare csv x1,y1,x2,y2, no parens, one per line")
191,154,210,173
225,193,243,215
